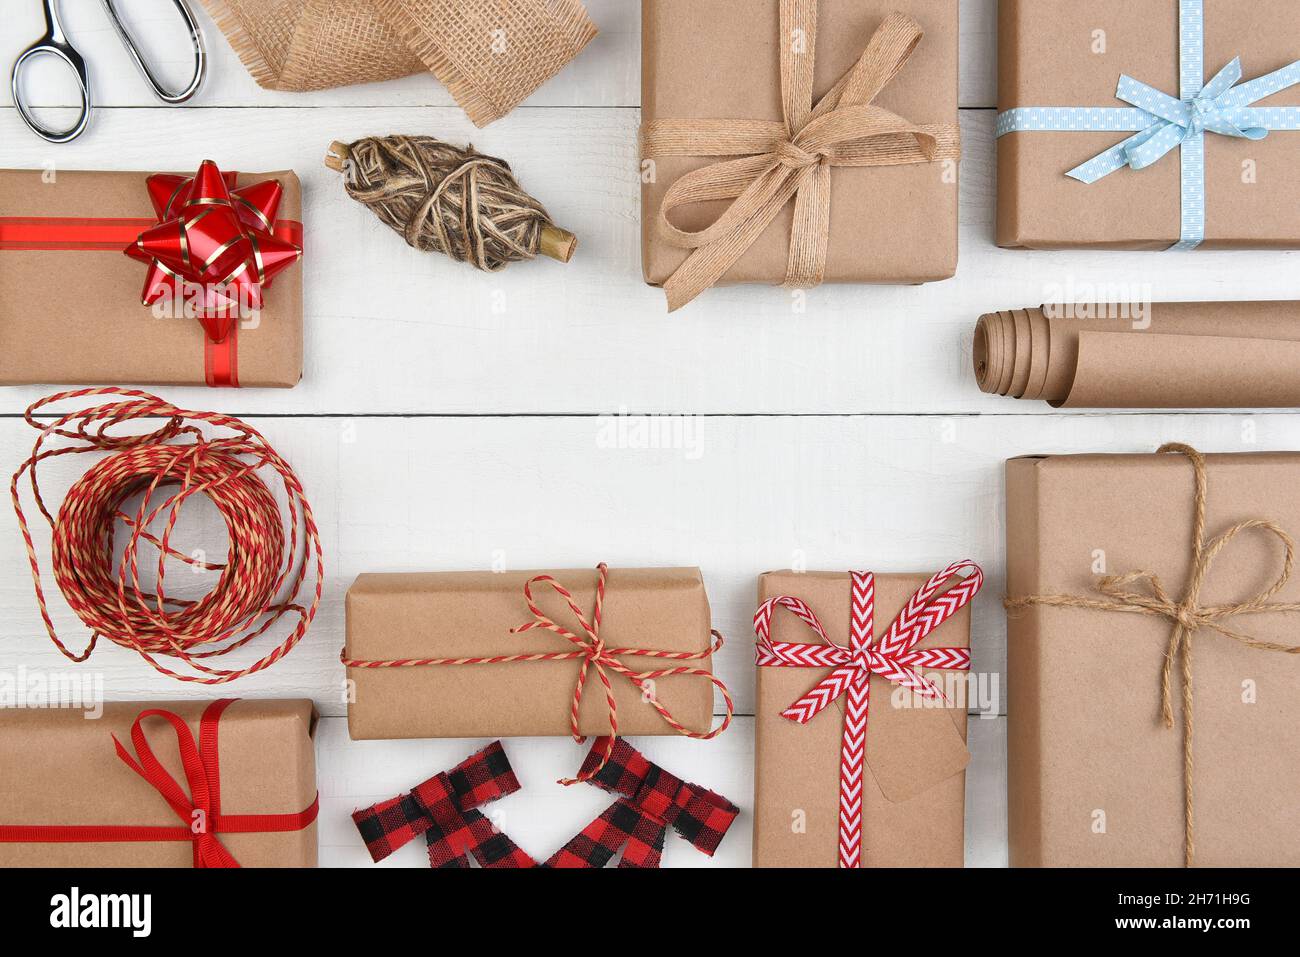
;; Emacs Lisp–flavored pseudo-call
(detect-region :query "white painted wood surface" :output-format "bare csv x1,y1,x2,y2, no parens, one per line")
0,0,1296,868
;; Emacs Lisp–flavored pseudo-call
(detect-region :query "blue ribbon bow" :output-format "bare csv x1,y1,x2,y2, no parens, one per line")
996,0,1300,249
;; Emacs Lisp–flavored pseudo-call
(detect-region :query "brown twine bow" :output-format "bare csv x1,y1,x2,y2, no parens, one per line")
330,135,574,271
1005,443,1300,867
641,0,961,312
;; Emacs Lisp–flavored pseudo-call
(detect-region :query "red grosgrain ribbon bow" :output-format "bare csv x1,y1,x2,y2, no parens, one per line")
123,160,302,386
754,561,982,868
352,741,534,868
0,699,319,867
340,563,734,785
353,738,739,868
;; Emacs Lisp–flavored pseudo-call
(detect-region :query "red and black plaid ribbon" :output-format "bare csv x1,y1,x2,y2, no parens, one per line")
546,737,739,867
352,741,532,868
351,738,739,868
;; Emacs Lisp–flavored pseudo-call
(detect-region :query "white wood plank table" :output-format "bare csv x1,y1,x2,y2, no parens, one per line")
1,0,1296,868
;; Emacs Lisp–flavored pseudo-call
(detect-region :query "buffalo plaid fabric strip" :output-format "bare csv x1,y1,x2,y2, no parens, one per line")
351,741,535,867
545,737,740,868
353,738,738,868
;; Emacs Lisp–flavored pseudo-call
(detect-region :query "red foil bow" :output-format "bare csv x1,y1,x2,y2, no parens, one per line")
0,699,319,867
124,160,302,384
754,561,982,868
353,737,739,868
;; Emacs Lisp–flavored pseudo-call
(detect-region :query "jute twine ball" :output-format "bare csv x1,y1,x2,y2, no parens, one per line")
328,134,575,271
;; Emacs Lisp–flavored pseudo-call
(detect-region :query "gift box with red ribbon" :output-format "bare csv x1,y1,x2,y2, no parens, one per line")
0,698,319,867
753,564,982,867
0,162,303,388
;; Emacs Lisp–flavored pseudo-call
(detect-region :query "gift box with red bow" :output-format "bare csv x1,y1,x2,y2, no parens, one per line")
753,564,981,867
0,163,303,388
0,699,318,867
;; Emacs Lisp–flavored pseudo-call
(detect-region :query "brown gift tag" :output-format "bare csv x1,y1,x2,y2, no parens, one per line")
754,571,971,868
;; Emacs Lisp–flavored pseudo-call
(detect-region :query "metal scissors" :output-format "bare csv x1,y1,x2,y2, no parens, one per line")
11,0,206,144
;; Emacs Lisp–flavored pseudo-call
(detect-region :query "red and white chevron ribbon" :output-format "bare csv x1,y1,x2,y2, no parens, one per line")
754,561,982,868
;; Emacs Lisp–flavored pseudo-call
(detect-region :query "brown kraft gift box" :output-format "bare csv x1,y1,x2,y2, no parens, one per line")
641,0,960,293
753,571,971,868
345,567,717,739
0,699,318,867
1006,451,1300,867
997,0,1300,249
0,168,303,387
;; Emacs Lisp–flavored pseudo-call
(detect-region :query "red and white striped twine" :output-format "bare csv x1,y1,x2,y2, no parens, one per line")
11,388,324,684
341,562,734,783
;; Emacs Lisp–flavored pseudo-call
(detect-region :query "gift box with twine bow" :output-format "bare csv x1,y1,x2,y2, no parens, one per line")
641,0,961,312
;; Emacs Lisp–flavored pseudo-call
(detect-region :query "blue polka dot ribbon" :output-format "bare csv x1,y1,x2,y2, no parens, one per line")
995,0,1300,250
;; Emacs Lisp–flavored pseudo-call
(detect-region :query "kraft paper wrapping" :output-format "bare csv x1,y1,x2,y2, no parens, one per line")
0,699,318,867
345,567,717,739
641,0,959,289
974,300,1300,408
0,168,303,388
997,0,1300,250
1006,452,1300,867
753,571,970,868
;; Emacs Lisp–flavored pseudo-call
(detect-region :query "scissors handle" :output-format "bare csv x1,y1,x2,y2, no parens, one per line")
10,0,92,144
102,0,206,105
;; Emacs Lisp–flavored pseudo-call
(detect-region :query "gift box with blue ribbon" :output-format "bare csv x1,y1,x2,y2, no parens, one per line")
996,0,1300,250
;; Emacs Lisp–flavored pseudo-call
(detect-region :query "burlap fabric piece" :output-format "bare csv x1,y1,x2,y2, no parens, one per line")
201,0,597,126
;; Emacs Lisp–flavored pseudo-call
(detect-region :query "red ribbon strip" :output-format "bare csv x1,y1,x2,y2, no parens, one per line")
0,698,319,867
754,561,982,868
341,563,734,784
0,217,304,251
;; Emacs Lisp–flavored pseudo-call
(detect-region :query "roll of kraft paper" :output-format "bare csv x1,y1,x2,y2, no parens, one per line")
973,301,1300,408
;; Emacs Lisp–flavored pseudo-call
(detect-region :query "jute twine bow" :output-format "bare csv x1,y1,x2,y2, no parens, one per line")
340,563,733,783
1005,443,1300,867
326,135,576,271
642,0,961,311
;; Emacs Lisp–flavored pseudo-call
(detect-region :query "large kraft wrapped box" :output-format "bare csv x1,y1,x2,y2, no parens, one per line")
345,567,718,739
1006,452,1300,866
0,167,303,387
641,0,960,296
0,699,318,867
997,0,1300,249
754,571,972,867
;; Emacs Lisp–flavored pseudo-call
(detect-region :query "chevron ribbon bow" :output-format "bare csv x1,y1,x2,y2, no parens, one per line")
352,738,739,868
754,561,982,868
642,0,961,310
996,0,1300,249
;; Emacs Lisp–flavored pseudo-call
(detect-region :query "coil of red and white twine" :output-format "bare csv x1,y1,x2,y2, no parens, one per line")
11,389,323,684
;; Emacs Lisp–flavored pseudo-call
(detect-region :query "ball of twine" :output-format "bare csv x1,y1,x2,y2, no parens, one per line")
11,388,324,684
331,134,575,270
